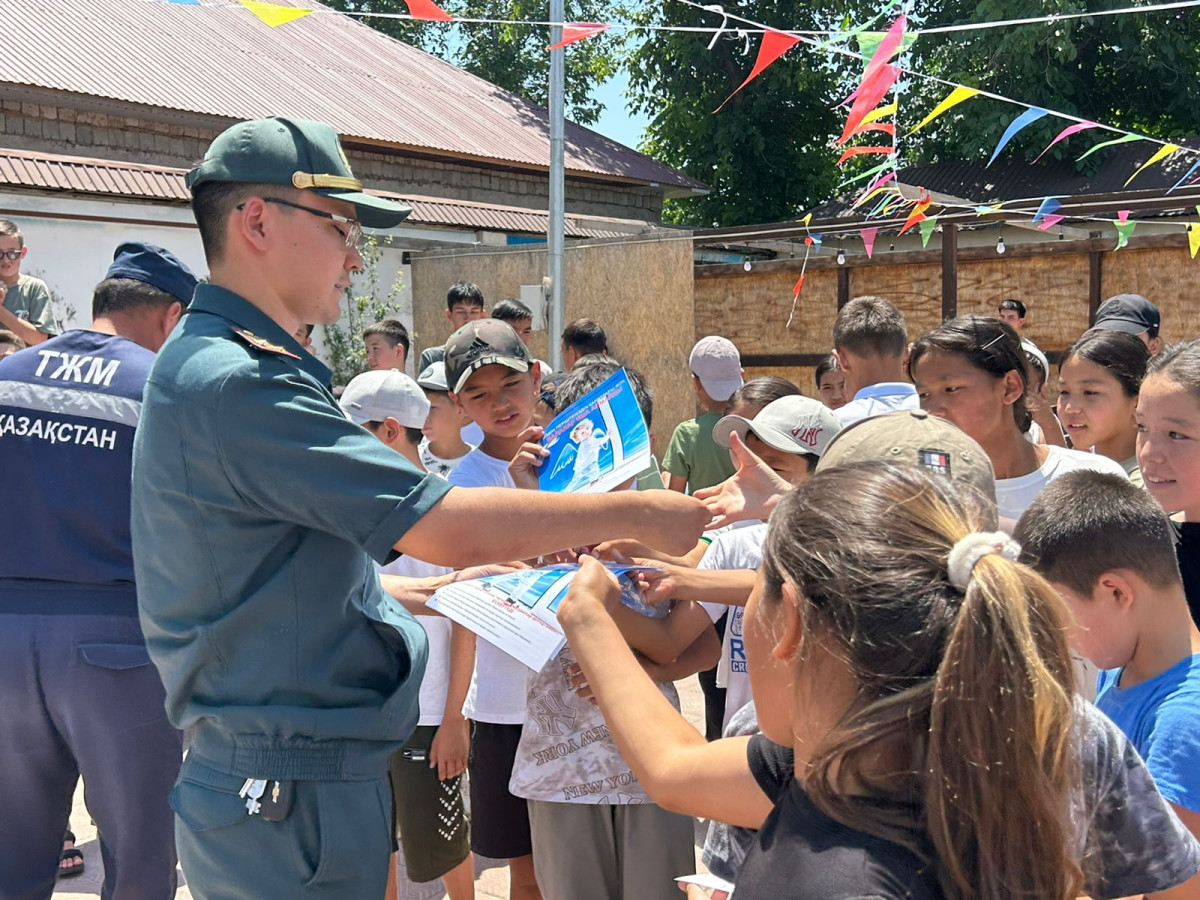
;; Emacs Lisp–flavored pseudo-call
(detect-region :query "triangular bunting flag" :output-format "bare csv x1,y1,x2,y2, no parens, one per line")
1118,209,1131,223
1077,132,1142,162
240,0,312,26
1114,218,1137,250
987,108,1048,167
838,64,900,145
1038,214,1066,231
836,145,894,165
899,199,931,235
548,23,610,50
860,227,878,258
855,30,917,71
908,86,979,135
1169,157,1200,193
1125,144,1181,187
1188,224,1200,259
1033,122,1098,163
860,100,898,127
919,217,937,248
402,0,453,20
714,30,801,113
1032,197,1062,225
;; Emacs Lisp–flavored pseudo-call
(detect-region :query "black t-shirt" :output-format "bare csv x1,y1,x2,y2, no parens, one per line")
733,735,941,899
1173,521,1200,626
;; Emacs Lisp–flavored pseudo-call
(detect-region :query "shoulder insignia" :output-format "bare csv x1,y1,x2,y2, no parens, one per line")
233,328,301,360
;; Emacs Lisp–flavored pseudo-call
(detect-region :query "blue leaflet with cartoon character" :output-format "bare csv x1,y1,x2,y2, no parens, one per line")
539,368,652,494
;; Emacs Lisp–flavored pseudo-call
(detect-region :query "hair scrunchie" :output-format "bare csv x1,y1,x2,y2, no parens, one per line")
947,532,1021,592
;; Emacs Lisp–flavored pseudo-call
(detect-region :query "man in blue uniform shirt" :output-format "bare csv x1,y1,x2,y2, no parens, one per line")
0,241,197,898
130,116,707,899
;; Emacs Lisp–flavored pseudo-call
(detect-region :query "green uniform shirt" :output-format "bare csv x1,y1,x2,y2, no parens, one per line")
663,410,735,493
3,273,59,336
131,285,451,755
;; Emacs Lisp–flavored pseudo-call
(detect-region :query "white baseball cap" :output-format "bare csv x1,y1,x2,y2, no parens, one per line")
340,370,430,428
713,395,842,457
689,335,743,402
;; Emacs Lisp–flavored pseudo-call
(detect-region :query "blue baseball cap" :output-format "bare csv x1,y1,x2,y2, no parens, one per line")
105,242,199,306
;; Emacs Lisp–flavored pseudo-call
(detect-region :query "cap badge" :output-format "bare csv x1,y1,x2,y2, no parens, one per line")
917,447,951,476
233,327,301,360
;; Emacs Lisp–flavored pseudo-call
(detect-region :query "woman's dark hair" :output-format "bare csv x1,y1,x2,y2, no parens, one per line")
728,376,801,411
814,354,841,389
1061,329,1149,398
908,316,1032,432
1147,337,1200,395
761,463,1081,899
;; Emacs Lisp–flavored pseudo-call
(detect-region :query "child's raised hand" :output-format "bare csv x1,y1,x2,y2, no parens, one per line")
693,432,790,529
557,554,623,627
508,425,548,490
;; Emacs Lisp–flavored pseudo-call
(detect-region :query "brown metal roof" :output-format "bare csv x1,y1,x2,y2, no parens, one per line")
0,0,705,194
0,146,633,237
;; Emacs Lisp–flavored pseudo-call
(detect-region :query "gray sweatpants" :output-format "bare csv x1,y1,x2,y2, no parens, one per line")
528,800,695,900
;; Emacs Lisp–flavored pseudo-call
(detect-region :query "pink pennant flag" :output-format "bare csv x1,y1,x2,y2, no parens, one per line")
403,0,453,21
714,30,801,113
1038,214,1066,231
861,227,878,258
1033,121,1098,163
1118,209,1131,223
547,23,610,50
838,64,900,145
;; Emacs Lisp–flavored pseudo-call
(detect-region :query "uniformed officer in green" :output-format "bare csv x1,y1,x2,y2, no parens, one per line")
130,117,706,899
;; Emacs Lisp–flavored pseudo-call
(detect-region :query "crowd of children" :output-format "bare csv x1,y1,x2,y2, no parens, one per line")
341,281,1200,900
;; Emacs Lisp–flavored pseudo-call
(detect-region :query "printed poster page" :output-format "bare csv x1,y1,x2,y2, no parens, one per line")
427,563,661,671
538,368,652,494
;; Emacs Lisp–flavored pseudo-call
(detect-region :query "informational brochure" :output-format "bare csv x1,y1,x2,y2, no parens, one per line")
539,368,652,494
427,562,664,671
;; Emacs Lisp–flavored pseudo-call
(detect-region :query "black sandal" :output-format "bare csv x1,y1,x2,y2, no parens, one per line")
58,829,85,879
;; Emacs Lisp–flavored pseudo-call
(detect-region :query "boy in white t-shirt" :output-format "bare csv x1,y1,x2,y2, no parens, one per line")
416,361,474,478
444,320,546,900
698,395,842,730
340,371,476,900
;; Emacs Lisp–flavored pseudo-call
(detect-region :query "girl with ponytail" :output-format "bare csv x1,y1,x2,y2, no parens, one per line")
558,462,1084,899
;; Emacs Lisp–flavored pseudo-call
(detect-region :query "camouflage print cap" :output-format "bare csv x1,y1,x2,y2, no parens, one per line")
443,319,532,394
186,117,411,229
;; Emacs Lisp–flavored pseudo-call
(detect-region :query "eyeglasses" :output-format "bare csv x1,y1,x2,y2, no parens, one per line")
0,250,22,261
238,197,363,249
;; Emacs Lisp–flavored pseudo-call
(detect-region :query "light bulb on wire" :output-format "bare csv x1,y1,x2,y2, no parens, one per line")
836,249,846,265
996,235,1006,255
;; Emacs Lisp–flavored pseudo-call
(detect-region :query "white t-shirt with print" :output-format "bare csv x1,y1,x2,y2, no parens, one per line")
419,436,474,480
996,444,1129,521
509,646,681,804
447,447,530,724
697,522,768,734
376,554,454,727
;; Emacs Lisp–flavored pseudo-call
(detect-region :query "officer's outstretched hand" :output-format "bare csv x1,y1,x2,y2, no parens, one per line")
630,490,709,558
693,432,790,530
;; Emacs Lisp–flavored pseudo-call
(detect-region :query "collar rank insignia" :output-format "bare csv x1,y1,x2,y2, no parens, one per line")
233,328,302,360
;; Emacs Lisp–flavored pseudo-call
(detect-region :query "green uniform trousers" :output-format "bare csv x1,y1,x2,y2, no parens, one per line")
172,754,393,899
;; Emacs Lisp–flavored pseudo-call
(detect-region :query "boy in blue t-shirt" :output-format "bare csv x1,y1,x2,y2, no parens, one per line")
1016,471,1200,845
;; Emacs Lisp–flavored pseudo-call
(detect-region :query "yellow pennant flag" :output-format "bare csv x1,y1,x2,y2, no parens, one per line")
1125,144,1180,187
1189,224,1200,259
241,0,312,27
860,100,899,128
909,86,980,135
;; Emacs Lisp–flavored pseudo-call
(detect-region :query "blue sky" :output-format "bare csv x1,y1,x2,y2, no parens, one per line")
588,67,651,151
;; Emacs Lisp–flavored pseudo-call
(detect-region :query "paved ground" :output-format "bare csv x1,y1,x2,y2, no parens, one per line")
54,675,709,899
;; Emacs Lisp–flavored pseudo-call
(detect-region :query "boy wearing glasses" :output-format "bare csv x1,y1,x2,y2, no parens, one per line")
0,219,58,346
